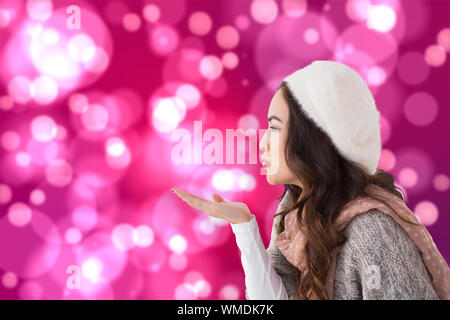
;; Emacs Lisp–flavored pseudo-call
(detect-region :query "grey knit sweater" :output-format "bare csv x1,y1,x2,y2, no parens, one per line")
264,198,441,300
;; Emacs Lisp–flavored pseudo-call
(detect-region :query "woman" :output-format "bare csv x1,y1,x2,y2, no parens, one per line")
172,60,450,300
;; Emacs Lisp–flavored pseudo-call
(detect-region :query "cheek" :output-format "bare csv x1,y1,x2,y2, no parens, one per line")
267,138,295,183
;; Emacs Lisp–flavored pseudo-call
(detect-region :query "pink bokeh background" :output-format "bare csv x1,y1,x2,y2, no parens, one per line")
0,0,449,299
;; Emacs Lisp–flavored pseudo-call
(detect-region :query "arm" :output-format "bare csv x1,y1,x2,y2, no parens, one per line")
231,215,289,300
335,209,440,300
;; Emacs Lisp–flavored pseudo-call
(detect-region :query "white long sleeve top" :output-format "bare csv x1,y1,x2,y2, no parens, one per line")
230,214,289,300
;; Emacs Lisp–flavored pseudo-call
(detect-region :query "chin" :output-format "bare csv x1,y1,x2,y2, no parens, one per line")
266,174,281,185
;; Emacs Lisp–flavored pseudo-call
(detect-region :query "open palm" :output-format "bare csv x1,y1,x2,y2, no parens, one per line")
171,187,253,224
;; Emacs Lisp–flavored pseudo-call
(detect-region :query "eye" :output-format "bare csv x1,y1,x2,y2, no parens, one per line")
269,126,279,131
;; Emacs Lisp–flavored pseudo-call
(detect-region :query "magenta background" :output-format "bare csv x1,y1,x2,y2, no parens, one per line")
0,0,449,299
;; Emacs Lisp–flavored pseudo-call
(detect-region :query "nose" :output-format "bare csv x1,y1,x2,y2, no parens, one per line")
259,129,268,152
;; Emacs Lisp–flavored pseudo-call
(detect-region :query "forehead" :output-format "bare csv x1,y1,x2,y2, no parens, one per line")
268,88,288,120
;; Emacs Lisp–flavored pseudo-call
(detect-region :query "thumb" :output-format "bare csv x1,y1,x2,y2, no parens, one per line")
212,193,226,203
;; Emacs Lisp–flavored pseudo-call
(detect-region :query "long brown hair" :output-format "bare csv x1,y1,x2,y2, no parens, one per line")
273,81,421,300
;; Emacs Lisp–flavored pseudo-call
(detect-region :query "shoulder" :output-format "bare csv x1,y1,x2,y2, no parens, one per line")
336,208,415,268
339,208,424,265
342,208,414,251
334,208,440,299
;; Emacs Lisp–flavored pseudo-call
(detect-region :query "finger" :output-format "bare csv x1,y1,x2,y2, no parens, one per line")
186,197,220,217
172,188,217,215
172,188,206,202
212,193,226,203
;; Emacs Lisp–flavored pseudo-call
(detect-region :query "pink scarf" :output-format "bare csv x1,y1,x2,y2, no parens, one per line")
274,184,450,300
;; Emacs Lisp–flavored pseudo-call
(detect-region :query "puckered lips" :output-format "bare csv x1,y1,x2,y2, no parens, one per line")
260,154,271,168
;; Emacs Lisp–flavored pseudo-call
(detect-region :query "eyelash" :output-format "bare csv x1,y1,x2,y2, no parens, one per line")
269,126,279,131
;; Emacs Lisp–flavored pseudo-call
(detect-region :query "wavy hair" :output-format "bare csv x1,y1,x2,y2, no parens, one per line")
273,80,421,300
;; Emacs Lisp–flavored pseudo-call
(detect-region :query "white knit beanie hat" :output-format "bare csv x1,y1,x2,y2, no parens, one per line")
283,60,381,175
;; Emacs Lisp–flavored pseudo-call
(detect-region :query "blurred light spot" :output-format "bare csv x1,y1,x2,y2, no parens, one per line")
45,159,73,187
65,227,82,244
81,104,109,131
238,114,259,130
251,0,278,24
72,205,98,232
414,201,439,226
29,38,79,79
122,13,141,32
188,11,212,36
106,137,126,156
112,224,135,251
216,25,239,50
30,189,46,205
56,125,67,140
282,0,307,18
199,219,215,234
67,34,96,62
2,272,18,289
133,225,154,247
143,4,161,23
8,202,32,227
367,5,396,32
174,283,197,299
42,27,59,45
68,93,89,113
8,76,32,104
0,184,12,204
235,15,250,30
31,115,57,142
149,24,179,55
25,138,62,166
131,241,167,273
27,0,53,21
0,9,12,28
105,145,131,169
82,257,103,283
184,271,210,298
16,152,31,167
437,28,450,52
191,279,211,298
169,234,187,254
212,169,234,191
26,23,43,37
83,47,110,73
366,66,386,86
1,131,21,151
433,174,449,192
199,55,223,80
379,148,396,172
152,97,186,132
31,76,58,105
169,253,187,271
0,95,13,110
398,167,418,188
218,284,240,300
345,0,370,22
424,44,446,67
403,92,438,127
222,52,239,69
394,148,432,195
175,84,201,109
238,173,256,191
303,28,319,44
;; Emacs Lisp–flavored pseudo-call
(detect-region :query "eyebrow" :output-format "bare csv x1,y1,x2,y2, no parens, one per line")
268,115,284,123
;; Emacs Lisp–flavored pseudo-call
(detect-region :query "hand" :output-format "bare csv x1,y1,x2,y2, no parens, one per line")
171,187,254,224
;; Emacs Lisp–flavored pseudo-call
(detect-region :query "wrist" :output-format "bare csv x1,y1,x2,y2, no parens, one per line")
232,213,254,224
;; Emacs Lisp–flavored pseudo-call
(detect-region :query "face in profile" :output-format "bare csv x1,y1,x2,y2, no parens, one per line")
259,88,300,186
